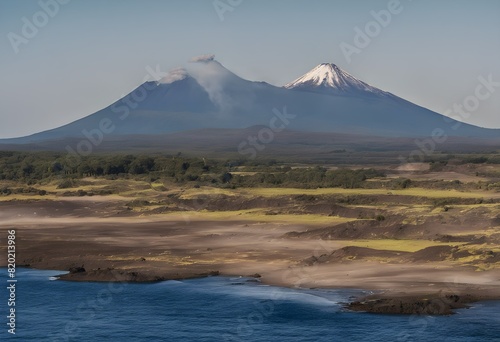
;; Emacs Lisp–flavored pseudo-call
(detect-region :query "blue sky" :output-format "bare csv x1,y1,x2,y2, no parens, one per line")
0,0,499,138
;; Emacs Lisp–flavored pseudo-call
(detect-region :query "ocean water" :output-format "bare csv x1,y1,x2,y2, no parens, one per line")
2,268,500,341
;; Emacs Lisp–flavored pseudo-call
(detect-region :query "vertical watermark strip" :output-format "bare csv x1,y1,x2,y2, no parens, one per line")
6,229,17,335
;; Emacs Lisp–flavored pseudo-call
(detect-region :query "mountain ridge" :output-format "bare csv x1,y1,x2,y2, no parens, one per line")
1,56,498,147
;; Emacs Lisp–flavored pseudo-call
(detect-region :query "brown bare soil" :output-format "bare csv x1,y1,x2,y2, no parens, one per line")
1,166,499,315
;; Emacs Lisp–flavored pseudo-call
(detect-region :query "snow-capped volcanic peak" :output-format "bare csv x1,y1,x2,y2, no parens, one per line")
284,63,390,97
285,63,344,88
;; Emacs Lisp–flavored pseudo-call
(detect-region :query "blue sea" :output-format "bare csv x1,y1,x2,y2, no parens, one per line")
2,268,500,341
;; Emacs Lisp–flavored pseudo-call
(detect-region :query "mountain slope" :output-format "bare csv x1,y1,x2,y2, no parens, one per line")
1,57,498,146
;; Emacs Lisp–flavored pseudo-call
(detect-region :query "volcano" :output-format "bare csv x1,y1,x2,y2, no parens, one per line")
1,55,498,149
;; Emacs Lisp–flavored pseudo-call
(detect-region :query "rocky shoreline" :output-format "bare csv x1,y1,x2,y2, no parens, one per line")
49,266,498,316
58,266,221,283
345,293,484,315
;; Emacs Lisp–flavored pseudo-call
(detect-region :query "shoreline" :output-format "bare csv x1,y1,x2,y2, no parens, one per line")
18,264,500,316
1,194,499,316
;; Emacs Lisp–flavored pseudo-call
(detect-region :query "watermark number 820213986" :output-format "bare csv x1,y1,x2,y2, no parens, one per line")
6,230,17,335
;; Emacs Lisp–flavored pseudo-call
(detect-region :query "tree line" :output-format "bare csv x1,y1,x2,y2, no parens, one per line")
0,151,384,189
